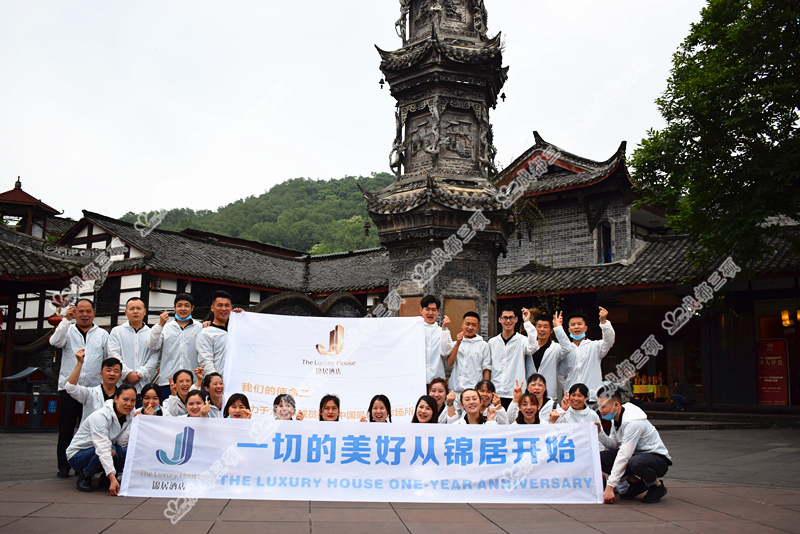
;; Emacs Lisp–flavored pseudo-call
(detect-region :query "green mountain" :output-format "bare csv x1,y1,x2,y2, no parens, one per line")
119,172,395,254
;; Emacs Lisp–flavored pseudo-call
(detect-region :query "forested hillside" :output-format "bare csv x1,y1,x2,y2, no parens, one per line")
120,173,395,254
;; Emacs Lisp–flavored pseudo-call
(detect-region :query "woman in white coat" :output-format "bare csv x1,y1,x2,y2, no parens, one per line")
507,373,555,424
451,389,498,425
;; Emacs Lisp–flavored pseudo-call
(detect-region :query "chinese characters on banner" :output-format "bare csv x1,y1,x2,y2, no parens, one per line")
757,340,789,406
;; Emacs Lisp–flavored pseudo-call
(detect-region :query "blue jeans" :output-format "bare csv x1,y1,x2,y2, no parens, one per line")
671,394,694,410
68,444,127,477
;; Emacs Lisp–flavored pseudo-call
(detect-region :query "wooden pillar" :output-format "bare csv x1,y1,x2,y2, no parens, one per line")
1,295,18,391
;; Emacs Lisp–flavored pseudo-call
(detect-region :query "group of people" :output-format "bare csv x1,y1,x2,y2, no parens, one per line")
52,292,672,504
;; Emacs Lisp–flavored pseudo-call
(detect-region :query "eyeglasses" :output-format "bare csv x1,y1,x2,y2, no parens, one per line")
500,316,516,322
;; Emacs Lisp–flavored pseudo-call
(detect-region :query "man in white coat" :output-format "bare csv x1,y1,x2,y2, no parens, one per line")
108,297,158,401
554,307,615,402
66,351,122,424
67,384,135,495
49,299,109,479
150,292,202,400
489,305,534,409
419,295,455,385
446,311,491,415
521,310,570,400
196,290,236,376
596,384,671,504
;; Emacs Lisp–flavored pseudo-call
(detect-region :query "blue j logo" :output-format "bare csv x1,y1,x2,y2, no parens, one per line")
156,426,195,466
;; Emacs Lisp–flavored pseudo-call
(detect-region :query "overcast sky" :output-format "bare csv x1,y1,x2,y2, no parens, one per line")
0,1,707,221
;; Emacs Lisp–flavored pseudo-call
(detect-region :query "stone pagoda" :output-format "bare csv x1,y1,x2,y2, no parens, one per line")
362,0,511,336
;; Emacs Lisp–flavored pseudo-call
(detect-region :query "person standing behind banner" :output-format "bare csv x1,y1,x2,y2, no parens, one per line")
464,380,509,424
554,308,615,402
427,378,450,424
452,389,498,425
132,384,164,417
50,299,109,479
274,394,305,420
108,297,157,401
419,295,456,384
196,290,245,377
181,390,207,418
488,306,535,410
166,368,203,416
521,310,570,399
67,384,136,495
446,312,491,414
411,395,439,423
202,372,224,418
319,395,340,421
507,374,555,424
550,384,604,451
149,293,202,401
361,394,392,422
224,393,252,419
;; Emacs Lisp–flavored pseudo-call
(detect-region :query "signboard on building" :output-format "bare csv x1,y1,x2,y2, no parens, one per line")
757,339,789,405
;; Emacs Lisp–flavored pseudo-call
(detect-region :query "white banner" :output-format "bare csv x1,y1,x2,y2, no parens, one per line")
223,313,426,422
120,416,603,504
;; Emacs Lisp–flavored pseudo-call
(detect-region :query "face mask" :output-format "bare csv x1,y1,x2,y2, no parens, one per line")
569,332,586,340
602,407,618,421
178,314,192,321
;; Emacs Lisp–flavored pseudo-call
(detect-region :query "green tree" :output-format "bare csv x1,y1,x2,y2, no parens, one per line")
630,0,800,271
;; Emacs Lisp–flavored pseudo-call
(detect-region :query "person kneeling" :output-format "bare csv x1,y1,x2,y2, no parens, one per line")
596,384,672,504
66,384,136,495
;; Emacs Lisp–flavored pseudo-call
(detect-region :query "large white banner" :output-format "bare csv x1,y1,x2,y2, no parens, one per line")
224,313,426,422
120,416,603,504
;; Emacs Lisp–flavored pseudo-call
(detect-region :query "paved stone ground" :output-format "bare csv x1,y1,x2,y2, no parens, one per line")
1,428,800,533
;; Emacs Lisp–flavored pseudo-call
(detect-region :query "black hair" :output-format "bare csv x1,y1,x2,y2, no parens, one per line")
319,394,340,421
174,293,194,306
459,388,487,424
475,380,496,394
184,389,206,413
411,395,439,423
597,383,622,405
140,383,163,416
224,393,251,418
125,296,145,307
115,383,137,397
273,393,297,412
427,377,448,395
568,383,590,398
202,372,223,393
500,304,517,315
75,298,95,310
211,290,233,305
463,311,480,322
367,394,392,422
101,358,122,371
420,295,441,309
172,369,194,383
566,311,589,326
515,392,541,424
534,313,553,328
527,373,547,386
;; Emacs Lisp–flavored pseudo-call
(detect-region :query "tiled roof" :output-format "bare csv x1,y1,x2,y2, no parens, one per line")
498,229,800,295
0,180,60,214
0,229,87,279
75,212,389,293
362,175,504,215
376,30,503,71
45,217,78,236
496,131,631,196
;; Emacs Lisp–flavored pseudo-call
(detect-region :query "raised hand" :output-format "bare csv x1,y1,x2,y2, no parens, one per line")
296,410,305,421
521,307,531,322
513,380,523,403
360,415,368,422
168,376,178,396
65,306,76,321
159,310,170,326
553,311,563,328
144,404,155,416
75,349,85,364
549,410,560,423
561,392,570,411
487,405,496,421
492,393,501,408
200,399,211,417
194,367,204,381
446,390,456,405
442,315,450,328
599,306,609,324
202,321,211,328
242,409,252,419
456,331,464,342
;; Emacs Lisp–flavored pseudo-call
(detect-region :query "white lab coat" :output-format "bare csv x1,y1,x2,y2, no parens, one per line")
488,332,534,398
66,399,131,476
50,319,109,390
452,415,498,425
554,321,615,399
524,322,571,398
552,404,606,450
149,320,203,386
424,322,455,383
447,404,509,424
448,335,491,394
107,321,158,393
166,384,201,417
65,383,112,423
196,324,228,375
599,403,671,488
507,397,555,425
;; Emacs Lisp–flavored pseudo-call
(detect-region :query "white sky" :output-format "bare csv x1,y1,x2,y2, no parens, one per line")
0,1,707,221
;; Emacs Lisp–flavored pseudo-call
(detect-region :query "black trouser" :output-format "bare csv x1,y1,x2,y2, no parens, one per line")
500,397,512,410
57,390,83,471
600,449,671,486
